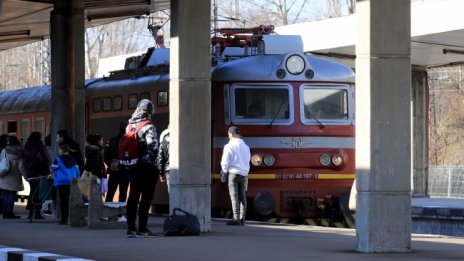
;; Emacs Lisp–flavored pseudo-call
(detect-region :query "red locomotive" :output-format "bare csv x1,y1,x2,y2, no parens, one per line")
0,26,355,219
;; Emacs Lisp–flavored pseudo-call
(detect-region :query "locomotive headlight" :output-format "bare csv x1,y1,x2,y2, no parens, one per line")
251,154,263,166
320,154,331,166
331,155,344,166
286,54,305,75
263,154,276,167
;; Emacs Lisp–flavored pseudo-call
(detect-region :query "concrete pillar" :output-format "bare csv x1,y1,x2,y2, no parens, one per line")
355,0,411,252
169,0,212,232
411,68,428,197
50,0,85,153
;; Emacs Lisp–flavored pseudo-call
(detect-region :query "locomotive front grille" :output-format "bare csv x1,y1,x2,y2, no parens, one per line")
280,190,316,217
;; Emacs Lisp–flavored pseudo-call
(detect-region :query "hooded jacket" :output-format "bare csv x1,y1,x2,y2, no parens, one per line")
51,154,80,186
128,101,159,167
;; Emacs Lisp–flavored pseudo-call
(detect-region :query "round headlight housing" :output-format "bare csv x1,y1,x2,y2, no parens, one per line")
263,154,276,167
251,154,263,166
332,155,344,166
320,154,331,166
286,54,305,75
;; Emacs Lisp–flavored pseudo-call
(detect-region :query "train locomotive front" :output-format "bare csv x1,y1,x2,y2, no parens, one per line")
210,27,355,218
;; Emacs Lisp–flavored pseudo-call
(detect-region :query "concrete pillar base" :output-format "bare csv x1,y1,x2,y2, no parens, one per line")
356,192,411,252
169,184,211,232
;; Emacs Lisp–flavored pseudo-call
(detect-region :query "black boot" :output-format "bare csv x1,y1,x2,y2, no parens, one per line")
34,211,45,220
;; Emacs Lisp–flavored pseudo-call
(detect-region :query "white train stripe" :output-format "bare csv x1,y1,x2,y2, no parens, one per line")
213,136,355,149
0,245,94,261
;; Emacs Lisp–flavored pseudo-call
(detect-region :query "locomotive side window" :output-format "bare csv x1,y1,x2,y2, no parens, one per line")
103,97,112,112
157,91,168,107
140,92,150,101
113,96,122,111
300,85,352,125
93,98,102,112
230,84,293,125
7,121,16,135
128,94,138,109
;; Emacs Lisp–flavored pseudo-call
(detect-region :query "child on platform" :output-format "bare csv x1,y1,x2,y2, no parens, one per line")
51,143,80,225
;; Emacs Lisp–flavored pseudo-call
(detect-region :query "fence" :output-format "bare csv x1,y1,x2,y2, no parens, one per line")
428,165,464,198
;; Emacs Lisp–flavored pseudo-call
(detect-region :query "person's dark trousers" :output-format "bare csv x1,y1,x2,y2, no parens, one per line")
27,180,42,218
105,170,130,203
2,189,17,215
0,188,4,214
57,185,70,224
126,162,158,232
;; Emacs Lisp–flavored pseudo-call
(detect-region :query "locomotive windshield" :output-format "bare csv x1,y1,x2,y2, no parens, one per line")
230,84,293,125
300,85,351,125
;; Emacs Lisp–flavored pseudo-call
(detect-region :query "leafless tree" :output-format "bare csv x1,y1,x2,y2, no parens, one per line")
85,17,156,78
429,66,464,165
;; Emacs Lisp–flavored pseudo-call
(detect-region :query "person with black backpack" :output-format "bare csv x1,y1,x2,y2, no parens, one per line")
104,121,130,206
122,99,159,238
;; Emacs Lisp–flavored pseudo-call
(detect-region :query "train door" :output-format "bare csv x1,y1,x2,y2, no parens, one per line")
0,120,3,134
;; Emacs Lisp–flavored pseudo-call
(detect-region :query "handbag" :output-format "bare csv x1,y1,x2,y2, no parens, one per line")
0,149,10,176
163,208,201,236
78,170,92,198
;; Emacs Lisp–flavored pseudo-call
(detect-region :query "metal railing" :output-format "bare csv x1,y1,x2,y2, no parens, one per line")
428,165,464,198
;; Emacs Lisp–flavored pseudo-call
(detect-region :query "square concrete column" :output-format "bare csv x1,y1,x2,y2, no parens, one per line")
50,0,85,152
355,0,411,252
169,0,211,232
411,68,428,197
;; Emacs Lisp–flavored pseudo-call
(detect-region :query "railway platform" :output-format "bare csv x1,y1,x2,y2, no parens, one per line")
0,199,464,261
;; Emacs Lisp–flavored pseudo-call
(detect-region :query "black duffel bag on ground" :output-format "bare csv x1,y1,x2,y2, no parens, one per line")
163,208,201,236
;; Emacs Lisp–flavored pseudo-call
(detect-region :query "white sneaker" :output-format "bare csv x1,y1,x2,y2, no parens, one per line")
118,216,127,222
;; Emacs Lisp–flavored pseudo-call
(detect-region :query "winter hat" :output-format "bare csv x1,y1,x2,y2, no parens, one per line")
228,126,242,138
137,99,155,115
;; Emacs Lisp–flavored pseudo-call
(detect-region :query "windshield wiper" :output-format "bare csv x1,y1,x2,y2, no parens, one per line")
304,106,325,129
268,98,286,128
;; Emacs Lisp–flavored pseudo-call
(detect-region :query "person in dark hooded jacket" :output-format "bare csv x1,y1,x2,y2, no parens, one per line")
23,131,51,220
125,99,159,238
51,143,80,225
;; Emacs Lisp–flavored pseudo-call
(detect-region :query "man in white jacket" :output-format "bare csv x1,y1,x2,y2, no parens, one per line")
221,126,251,226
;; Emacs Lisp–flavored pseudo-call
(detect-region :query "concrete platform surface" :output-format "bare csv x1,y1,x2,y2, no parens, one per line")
1,208,464,261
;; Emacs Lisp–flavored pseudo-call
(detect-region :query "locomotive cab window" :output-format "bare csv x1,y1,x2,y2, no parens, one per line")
300,85,352,125
230,84,293,125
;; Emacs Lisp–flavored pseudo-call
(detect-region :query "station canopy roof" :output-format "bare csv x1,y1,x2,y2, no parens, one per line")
0,0,169,51
275,0,464,68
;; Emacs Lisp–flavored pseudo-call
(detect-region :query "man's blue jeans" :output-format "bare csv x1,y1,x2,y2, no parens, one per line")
228,173,248,220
